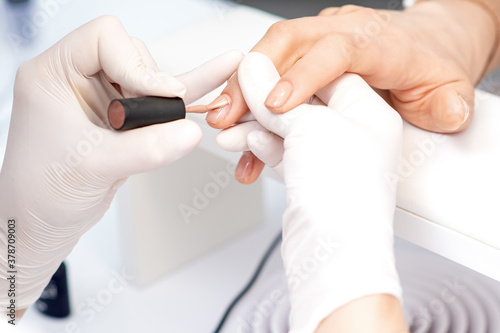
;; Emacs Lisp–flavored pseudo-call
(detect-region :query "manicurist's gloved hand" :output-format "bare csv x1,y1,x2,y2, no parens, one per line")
0,16,242,313
217,53,405,332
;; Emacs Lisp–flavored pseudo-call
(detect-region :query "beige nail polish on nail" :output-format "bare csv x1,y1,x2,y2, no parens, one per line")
187,95,231,113
206,104,231,124
265,80,293,109
235,152,254,182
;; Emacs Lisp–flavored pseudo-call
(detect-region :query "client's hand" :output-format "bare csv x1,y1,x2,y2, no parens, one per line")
211,0,499,183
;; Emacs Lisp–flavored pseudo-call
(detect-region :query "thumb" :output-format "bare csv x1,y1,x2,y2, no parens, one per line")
59,16,186,98
396,82,473,133
101,119,202,179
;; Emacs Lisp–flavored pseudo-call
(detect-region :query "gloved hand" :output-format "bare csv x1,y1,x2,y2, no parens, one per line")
0,16,242,311
217,53,403,332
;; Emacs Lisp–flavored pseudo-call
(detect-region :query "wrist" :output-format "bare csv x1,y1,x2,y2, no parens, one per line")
315,294,408,333
410,0,499,82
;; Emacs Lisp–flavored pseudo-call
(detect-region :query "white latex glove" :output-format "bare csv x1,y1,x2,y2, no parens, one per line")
0,16,243,311
217,53,403,333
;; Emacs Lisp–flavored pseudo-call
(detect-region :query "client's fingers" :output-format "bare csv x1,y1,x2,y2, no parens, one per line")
238,52,297,138
264,33,353,113
205,72,250,129
234,151,266,184
318,7,342,16
247,130,284,171
216,121,267,152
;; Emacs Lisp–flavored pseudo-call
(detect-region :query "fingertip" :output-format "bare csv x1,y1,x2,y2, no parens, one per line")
215,126,248,152
265,102,293,114
224,49,245,65
234,151,265,184
125,69,187,99
148,119,202,166
453,94,473,132
264,79,294,113
318,7,340,16
176,119,203,153
215,129,230,150
206,83,249,129
206,96,232,128
430,87,473,133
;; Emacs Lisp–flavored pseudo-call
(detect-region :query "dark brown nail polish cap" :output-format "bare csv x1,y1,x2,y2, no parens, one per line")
108,96,186,131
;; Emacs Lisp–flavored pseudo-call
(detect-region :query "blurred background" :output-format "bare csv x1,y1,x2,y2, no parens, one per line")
235,0,403,18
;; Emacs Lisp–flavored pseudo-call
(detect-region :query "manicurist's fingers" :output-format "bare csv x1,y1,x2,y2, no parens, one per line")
57,16,186,97
177,50,243,105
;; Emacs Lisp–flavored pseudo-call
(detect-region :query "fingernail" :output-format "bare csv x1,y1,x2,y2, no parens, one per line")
442,94,470,131
265,80,293,110
235,151,254,183
210,95,231,109
206,99,231,124
458,95,470,126
187,95,231,113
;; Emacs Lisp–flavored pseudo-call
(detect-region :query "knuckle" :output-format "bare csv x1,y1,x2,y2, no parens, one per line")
337,5,378,19
15,60,32,83
93,15,123,30
337,4,364,14
267,20,294,37
14,60,38,93
320,33,353,59
320,33,344,48
318,7,338,16
357,7,378,17
130,36,147,49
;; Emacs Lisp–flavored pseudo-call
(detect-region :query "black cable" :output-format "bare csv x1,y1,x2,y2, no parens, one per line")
213,230,283,333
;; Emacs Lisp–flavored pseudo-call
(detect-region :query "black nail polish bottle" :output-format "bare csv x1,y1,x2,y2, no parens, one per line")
35,262,71,318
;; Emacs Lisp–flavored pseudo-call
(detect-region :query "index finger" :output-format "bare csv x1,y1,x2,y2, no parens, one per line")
205,71,249,129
